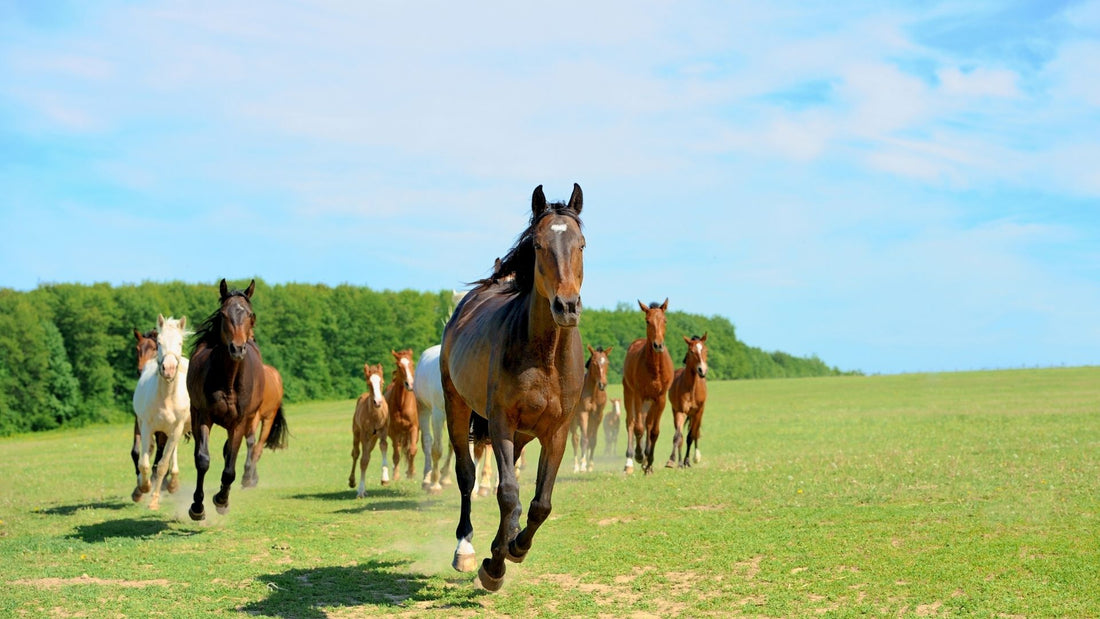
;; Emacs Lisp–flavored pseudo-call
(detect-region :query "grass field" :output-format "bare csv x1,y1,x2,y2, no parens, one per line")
1,367,1098,617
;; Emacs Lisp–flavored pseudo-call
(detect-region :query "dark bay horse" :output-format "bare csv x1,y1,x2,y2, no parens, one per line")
570,345,612,473
385,348,419,482
667,333,708,468
622,299,674,475
441,183,586,591
186,279,267,520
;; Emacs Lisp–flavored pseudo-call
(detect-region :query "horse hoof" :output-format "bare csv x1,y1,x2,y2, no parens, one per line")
506,542,527,564
477,486,491,497
476,562,505,592
167,479,180,494
140,481,152,493
215,503,229,515
380,480,389,487
188,506,205,521
131,488,144,502
149,499,160,511
453,552,478,573
429,485,443,495
665,460,676,468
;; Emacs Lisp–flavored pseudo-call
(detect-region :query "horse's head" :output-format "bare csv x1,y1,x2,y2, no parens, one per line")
586,344,613,391
531,184,585,327
392,349,415,391
365,363,386,407
638,298,669,353
219,278,256,361
133,327,158,376
155,314,187,381
682,332,709,378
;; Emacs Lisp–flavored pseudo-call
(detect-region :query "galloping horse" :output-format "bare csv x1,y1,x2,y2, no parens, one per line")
130,328,168,490
667,334,708,468
603,398,622,456
349,363,391,496
570,345,613,473
441,183,586,591
385,349,419,482
415,345,453,493
622,299,674,475
132,315,190,510
241,363,288,487
186,279,267,520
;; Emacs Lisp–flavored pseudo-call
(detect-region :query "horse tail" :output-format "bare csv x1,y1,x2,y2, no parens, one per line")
264,404,289,450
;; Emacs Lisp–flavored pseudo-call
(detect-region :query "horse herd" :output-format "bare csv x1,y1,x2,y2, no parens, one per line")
125,184,710,591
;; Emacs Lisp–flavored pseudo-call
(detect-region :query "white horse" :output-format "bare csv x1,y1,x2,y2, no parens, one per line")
131,315,191,510
415,345,453,493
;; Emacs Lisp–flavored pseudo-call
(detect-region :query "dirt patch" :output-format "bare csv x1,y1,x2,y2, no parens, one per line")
12,574,173,589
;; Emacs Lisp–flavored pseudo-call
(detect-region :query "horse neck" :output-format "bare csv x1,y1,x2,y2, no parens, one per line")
524,288,572,359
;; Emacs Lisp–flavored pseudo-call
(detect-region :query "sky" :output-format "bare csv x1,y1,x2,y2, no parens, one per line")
1,1,1098,375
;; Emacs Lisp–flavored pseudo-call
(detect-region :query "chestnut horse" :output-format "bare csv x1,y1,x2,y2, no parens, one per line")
131,315,190,510
186,279,267,520
349,363,391,496
570,345,613,473
441,183,586,591
242,363,288,487
668,334,708,468
130,328,167,490
603,398,622,456
622,299,674,475
385,349,419,482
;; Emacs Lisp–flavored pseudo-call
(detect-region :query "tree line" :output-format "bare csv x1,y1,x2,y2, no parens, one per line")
0,279,853,436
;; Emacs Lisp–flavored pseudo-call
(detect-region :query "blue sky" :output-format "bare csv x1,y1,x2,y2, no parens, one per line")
2,1,1098,374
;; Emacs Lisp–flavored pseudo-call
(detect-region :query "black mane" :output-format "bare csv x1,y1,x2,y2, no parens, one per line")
190,290,252,356
470,201,582,295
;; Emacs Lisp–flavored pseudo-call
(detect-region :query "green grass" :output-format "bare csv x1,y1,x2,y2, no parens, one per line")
1,368,1098,617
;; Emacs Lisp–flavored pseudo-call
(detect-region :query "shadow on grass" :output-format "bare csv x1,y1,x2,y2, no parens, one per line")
39,500,130,516
240,559,486,618
67,517,204,543
333,499,428,514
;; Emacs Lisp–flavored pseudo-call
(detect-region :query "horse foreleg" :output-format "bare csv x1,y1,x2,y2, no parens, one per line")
667,410,686,468
508,423,569,568
570,418,581,473
481,428,521,592
586,408,602,472
359,434,376,498
378,430,391,485
349,427,362,492
419,405,434,490
407,426,419,481
445,402,477,573
686,404,705,466
148,428,181,510
242,428,258,488
643,396,666,475
634,399,652,466
189,421,211,521
213,423,247,515
134,421,155,501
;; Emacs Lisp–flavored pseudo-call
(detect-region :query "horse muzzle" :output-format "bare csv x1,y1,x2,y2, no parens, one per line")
696,366,708,379
652,342,665,353
551,294,581,327
228,343,247,361
598,382,607,392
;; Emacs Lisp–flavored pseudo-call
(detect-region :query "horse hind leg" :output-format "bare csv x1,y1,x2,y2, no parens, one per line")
667,411,686,469
148,430,181,510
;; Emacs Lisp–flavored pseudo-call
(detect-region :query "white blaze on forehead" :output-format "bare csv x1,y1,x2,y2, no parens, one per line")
370,374,384,402
599,357,606,366
550,223,567,233
695,343,703,354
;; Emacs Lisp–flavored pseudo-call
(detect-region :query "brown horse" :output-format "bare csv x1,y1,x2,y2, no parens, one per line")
130,328,168,491
186,279,267,520
668,334,709,468
350,363,391,496
241,363,288,488
570,345,613,473
385,349,419,482
603,397,622,456
622,299,674,475
441,183,586,592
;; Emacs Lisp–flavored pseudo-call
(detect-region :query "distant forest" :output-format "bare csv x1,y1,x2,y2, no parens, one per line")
0,279,853,436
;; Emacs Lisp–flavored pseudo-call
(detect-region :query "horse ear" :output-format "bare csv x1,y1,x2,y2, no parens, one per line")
179,316,186,330
157,314,166,329
219,279,229,299
531,185,547,218
245,279,256,299
587,344,595,355
701,331,708,342
637,299,647,312
567,183,582,215
683,335,693,346
605,345,613,354
660,298,669,311
133,328,141,341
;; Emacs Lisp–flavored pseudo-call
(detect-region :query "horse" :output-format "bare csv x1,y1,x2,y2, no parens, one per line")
349,363,391,496
570,345,613,473
667,334,709,468
385,348,419,483
441,183,586,592
622,299,674,475
131,315,191,510
415,345,453,494
241,363,288,487
130,328,168,492
603,398,622,456
186,278,267,521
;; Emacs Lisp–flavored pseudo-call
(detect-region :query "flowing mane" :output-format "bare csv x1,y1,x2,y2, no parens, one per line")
190,288,252,355
470,202,583,295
